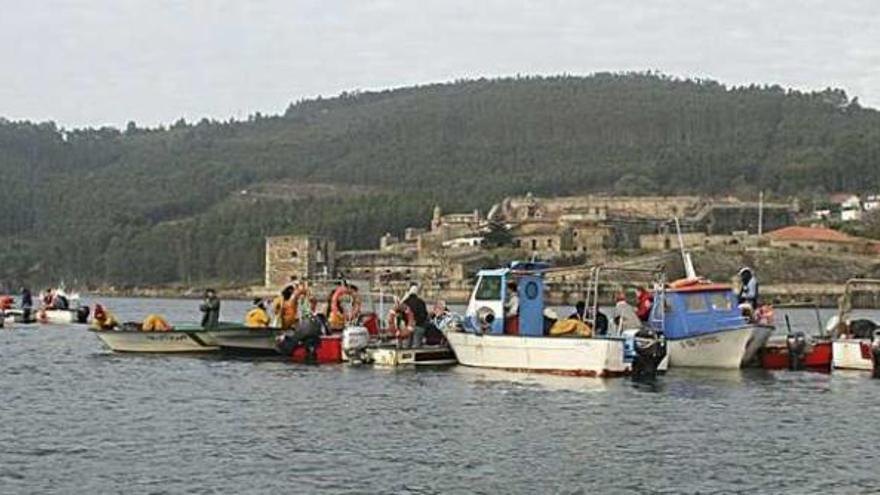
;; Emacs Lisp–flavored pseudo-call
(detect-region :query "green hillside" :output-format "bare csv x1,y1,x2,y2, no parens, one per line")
1,73,879,288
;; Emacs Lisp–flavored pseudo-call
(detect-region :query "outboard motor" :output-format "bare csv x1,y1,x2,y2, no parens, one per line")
786,332,808,371
871,330,880,379
342,326,371,363
631,328,666,381
76,305,90,324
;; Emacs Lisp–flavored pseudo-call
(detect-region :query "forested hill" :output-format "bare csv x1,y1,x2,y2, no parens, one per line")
1,73,879,288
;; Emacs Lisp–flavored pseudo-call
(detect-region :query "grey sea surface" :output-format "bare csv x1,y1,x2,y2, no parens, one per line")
2,297,880,494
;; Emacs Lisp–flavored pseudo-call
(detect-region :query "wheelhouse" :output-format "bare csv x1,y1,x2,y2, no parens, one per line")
652,283,746,340
465,261,549,336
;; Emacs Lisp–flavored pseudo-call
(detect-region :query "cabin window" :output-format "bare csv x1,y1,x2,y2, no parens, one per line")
710,292,732,311
685,294,709,313
475,276,503,301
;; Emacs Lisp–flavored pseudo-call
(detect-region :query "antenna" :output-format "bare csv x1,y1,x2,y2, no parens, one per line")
757,191,764,236
674,217,697,280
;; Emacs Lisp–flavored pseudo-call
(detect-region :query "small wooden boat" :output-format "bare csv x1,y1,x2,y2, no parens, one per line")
364,344,457,367
90,323,235,353
761,336,832,371
828,279,880,372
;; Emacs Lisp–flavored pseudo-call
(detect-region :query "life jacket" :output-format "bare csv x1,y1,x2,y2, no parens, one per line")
329,286,360,330
387,305,415,337
549,319,592,337
142,314,172,332
245,307,270,328
636,291,653,321
279,300,297,329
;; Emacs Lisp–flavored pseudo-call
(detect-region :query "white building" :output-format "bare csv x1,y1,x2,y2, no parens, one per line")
840,195,863,222
864,195,880,212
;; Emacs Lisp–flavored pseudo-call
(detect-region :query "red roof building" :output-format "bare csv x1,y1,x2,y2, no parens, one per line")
766,226,878,255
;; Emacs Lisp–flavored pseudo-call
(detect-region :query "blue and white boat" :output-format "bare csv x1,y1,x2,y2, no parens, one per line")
444,261,668,378
649,274,773,369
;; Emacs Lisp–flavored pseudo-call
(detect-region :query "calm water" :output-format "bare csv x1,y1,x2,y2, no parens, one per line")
2,297,880,494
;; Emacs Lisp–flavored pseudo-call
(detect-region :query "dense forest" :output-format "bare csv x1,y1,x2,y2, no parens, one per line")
1,73,879,288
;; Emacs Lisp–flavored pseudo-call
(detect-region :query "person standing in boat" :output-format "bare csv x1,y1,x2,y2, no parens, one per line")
612,292,641,334
737,267,759,309
402,283,429,348
200,289,221,330
272,285,297,329
635,287,653,322
21,287,33,321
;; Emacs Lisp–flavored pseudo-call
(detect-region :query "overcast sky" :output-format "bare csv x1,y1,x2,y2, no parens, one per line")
1,0,878,129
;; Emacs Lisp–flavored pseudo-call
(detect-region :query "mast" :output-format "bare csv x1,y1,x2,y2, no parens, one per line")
758,191,764,236
674,217,697,280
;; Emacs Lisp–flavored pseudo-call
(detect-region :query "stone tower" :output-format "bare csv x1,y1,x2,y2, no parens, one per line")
264,235,336,288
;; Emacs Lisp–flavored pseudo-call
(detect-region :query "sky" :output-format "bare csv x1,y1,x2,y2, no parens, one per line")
1,0,878,129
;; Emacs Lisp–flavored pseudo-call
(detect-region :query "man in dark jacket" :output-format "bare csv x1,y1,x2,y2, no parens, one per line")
403,284,429,348
21,288,33,321
200,289,221,329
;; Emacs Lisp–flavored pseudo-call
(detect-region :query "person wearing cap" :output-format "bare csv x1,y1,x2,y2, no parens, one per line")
245,298,271,328
199,288,221,330
738,267,759,308
91,303,119,331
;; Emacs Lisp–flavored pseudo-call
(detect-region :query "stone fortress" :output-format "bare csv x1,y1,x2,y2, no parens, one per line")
264,194,796,302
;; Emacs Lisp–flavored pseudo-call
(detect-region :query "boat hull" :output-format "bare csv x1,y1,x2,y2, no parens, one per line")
204,327,282,354
38,309,78,325
92,330,219,353
832,339,874,371
761,339,832,371
285,334,343,364
365,345,457,367
667,325,773,369
444,331,660,377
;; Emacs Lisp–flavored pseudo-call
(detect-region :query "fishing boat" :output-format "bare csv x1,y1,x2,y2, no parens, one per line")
2,309,37,326
654,220,774,369
444,261,668,378
342,326,457,367
829,279,880,372
654,279,774,368
761,336,832,371
90,323,234,353
760,305,832,371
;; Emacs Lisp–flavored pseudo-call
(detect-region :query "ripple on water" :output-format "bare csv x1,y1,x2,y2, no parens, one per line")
2,300,880,493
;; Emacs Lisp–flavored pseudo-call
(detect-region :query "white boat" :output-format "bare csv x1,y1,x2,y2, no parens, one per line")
91,324,220,353
445,262,668,378
666,324,774,369
832,339,873,370
342,326,457,367
37,309,81,324
827,279,880,372
365,345,457,367
445,331,634,376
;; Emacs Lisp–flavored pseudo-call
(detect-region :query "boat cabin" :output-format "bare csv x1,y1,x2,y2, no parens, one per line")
651,282,746,340
465,261,549,336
